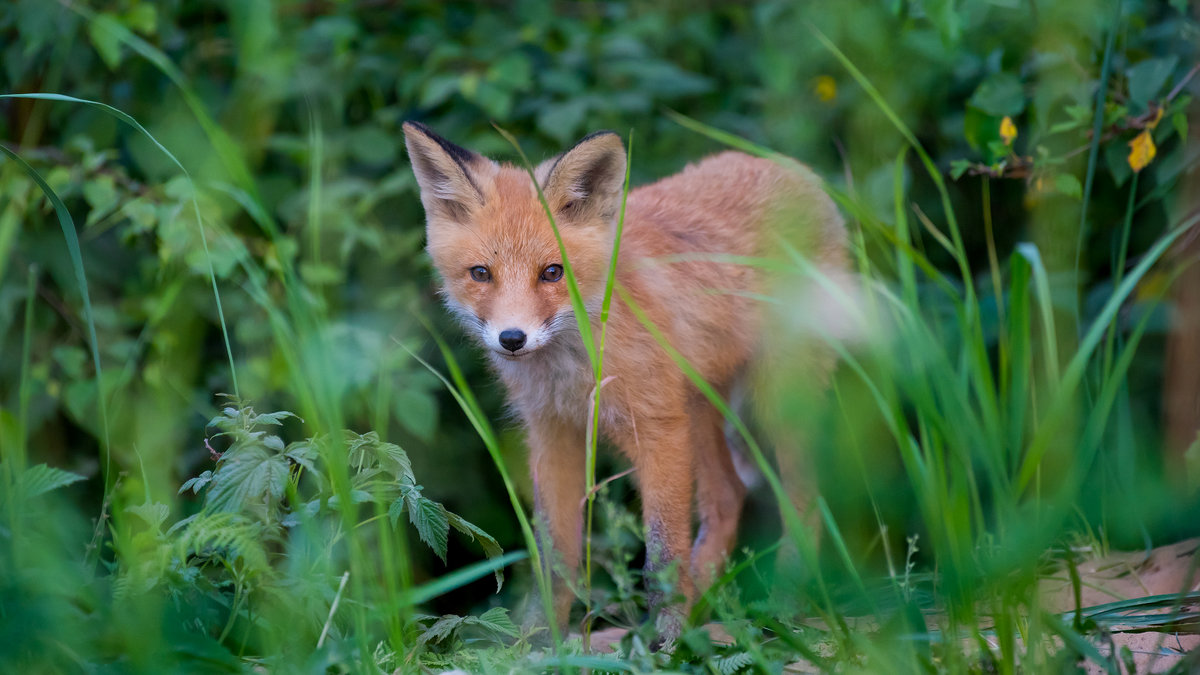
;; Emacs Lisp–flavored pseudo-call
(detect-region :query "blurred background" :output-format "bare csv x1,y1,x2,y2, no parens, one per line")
2,0,1199,670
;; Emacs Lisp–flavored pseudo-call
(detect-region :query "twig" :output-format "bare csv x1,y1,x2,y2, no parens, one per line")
317,571,350,649
580,467,636,510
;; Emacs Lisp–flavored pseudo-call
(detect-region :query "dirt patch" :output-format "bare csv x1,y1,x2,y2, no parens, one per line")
571,539,1200,672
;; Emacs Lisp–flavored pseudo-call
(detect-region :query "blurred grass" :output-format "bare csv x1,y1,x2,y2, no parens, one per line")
1,0,1199,672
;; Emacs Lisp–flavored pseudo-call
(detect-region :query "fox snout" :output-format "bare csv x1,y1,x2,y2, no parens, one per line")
498,329,526,352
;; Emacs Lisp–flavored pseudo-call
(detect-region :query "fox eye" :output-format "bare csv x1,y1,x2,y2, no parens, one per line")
469,266,491,282
541,264,564,282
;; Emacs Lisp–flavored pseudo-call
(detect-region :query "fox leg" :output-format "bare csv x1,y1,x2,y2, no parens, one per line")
627,414,695,642
527,415,586,632
690,394,746,591
755,337,835,595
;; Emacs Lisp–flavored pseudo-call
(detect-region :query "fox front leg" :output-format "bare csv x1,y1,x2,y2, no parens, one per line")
628,414,696,646
527,415,586,633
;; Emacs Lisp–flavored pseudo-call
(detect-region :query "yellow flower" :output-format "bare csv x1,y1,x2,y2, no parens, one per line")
813,75,836,103
1128,129,1156,173
1000,116,1018,146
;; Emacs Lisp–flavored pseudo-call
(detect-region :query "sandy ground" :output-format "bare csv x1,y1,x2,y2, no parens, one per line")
572,539,1200,672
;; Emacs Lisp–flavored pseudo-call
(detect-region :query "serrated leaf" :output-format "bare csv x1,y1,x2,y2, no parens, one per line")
387,496,406,528
284,442,318,474
714,652,755,674
447,511,505,590
20,463,87,497
126,502,170,530
205,446,289,513
472,606,519,638
417,614,465,648
408,492,450,562
250,410,298,427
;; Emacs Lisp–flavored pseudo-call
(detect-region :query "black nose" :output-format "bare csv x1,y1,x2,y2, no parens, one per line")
499,329,527,352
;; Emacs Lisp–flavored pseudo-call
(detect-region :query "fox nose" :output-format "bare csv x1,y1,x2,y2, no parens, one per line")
499,329,527,352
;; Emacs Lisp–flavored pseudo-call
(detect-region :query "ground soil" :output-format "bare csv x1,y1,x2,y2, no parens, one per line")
575,539,1200,672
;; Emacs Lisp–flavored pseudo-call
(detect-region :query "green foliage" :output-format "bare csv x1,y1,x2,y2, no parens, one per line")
2,0,1199,672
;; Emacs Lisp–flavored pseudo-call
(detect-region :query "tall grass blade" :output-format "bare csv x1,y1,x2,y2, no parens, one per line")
0,143,112,478
0,93,240,398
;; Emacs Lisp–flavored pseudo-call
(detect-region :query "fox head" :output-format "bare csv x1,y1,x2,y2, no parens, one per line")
403,122,626,360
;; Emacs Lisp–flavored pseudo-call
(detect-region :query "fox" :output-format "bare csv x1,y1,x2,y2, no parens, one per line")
402,121,848,640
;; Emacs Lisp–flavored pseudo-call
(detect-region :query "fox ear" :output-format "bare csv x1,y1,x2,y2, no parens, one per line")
403,122,494,221
541,131,626,223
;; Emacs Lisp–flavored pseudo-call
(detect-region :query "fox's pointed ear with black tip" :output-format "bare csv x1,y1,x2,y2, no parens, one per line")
403,122,496,222
539,131,627,223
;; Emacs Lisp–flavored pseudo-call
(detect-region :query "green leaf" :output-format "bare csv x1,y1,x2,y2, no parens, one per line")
284,441,318,474
1053,173,1083,200
447,510,505,590
537,99,589,145
949,159,972,180
1174,112,1188,146
205,445,289,513
249,410,298,427
88,13,125,69
19,463,86,498
408,492,450,562
123,4,157,35
347,126,397,166
968,72,1025,117
714,652,755,675
419,75,460,108
387,496,406,528
468,606,519,639
417,614,465,648
179,470,214,495
126,502,169,530
83,174,119,227
1104,138,1133,188
486,52,533,90
393,388,437,442
1127,56,1178,110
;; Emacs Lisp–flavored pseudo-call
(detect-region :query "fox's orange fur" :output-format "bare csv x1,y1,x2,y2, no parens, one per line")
403,122,847,638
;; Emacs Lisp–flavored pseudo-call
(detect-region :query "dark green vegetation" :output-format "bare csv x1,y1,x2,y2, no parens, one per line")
2,0,1199,672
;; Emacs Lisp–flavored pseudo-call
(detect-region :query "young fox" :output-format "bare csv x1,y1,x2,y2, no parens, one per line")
403,122,847,636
